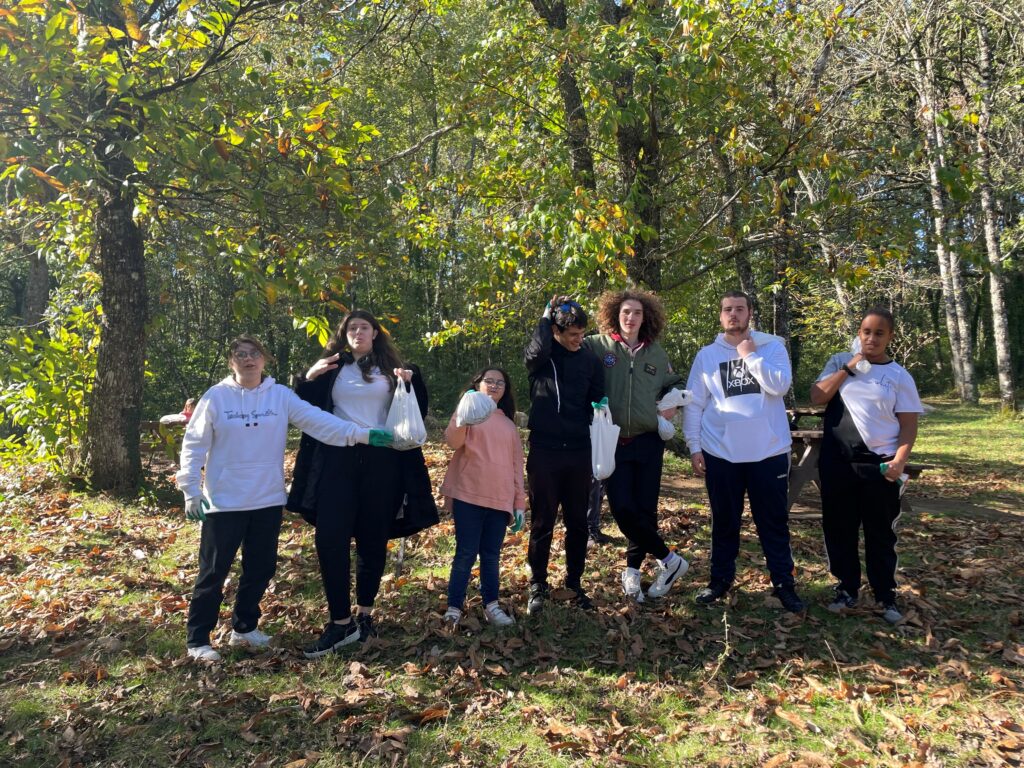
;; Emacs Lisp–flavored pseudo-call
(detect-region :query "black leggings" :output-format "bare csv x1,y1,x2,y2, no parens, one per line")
819,451,902,604
314,444,402,620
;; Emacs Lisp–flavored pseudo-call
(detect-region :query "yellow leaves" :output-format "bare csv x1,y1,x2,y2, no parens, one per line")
303,121,324,134
277,133,291,156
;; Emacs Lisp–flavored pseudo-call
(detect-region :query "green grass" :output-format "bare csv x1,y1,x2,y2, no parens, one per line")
0,400,1021,766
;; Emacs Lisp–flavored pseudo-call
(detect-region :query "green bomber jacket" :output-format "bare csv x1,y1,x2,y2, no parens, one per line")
583,334,685,439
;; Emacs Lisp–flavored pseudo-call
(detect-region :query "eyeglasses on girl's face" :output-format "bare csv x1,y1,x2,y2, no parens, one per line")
233,349,263,360
481,378,506,389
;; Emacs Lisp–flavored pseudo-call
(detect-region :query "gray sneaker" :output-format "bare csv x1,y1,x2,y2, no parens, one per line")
880,602,903,624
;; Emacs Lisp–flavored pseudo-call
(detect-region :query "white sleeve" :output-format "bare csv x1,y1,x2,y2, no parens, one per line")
285,389,370,446
744,341,792,397
682,352,707,454
175,395,215,501
816,353,848,382
894,369,924,414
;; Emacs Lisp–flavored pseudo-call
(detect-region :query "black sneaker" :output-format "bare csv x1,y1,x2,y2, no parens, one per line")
772,584,806,613
588,530,612,545
827,587,857,613
695,579,731,606
356,613,377,642
527,583,548,616
303,621,360,659
567,585,595,611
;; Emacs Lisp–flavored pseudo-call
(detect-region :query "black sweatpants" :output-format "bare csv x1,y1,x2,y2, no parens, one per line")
187,506,283,648
605,431,671,568
315,444,402,621
526,444,591,589
819,452,901,604
704,451,794,587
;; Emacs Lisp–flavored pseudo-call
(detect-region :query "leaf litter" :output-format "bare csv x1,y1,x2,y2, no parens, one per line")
0,437,1022,767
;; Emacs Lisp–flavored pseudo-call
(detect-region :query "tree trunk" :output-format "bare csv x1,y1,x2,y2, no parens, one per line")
24,251,49,328
529,1,596,191
975,20,1016,411
710,138,759,324
85,175,148,492
913,40,977,403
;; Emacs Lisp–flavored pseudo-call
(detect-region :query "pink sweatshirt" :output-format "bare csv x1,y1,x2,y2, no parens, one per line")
440,409,526,516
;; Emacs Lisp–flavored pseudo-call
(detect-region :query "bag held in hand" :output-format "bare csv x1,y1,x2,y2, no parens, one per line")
386,383,428,450
454,389,496,427
590,405,620,481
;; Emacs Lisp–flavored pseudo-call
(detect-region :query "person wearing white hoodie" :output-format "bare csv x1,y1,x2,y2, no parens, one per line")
176,335,391,663
683,291,805,613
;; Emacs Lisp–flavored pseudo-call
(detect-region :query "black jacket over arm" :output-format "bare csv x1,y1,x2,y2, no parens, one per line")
524,318,605,451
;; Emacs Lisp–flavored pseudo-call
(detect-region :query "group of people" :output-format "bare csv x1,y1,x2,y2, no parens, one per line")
175,289,923,662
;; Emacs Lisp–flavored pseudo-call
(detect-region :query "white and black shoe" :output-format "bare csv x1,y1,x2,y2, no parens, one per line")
303,621,360,659
827,587,857,614
483,601,515,626
648,554,688,598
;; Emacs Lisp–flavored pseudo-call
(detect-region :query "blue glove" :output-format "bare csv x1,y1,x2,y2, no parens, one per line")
592,396,609,411
369,429,393,448
185,498,208,522
510,509,525,533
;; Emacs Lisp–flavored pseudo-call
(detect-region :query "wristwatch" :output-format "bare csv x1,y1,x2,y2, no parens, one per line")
841,363,857,376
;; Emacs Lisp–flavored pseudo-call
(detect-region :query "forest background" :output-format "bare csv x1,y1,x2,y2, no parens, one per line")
1,0,1022,490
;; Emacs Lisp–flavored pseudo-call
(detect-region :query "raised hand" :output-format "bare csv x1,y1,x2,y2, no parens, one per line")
306,353,340,381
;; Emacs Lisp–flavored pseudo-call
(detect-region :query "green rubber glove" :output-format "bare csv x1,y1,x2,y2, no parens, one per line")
510,509,525,533
592,396,609,411
368,429,393,448
185,498,208,522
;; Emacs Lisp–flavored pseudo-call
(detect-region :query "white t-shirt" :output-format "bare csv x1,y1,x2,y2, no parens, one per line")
817,353,923,456
332,362,391,429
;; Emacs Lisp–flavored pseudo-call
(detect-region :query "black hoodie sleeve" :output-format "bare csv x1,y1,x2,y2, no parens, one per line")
524,317,554,375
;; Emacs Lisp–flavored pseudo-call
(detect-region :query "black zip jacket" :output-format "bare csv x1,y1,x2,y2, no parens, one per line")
524,318,605,451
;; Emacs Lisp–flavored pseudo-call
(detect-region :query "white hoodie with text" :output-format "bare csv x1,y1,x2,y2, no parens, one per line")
175,376,370,512
683,331,792,463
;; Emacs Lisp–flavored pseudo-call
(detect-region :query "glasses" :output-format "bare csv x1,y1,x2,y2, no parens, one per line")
481,378,506,388
233,350,263,360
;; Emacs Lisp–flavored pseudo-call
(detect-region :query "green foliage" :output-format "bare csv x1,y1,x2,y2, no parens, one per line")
0,306,99,472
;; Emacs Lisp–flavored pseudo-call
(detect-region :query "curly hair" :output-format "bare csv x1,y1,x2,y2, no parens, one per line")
595,289,667,344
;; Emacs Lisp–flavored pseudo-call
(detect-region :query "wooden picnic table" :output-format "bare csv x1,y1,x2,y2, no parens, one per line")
787,426,933,515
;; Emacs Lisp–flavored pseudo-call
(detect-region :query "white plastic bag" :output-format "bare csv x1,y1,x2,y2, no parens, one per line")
848,337,872,374
385,383,427,450
590,406,620,481
656,388,693,410
657,415,676,441
454,389,496,427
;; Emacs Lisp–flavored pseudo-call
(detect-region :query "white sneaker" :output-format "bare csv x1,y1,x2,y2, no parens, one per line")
229,628,272,648
620,567,645,604
648,554,689,598
483,601,515,627
443,606,462,628
187,645,222,663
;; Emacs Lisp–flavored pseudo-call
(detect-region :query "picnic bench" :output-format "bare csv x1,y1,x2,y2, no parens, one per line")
787,408,933,514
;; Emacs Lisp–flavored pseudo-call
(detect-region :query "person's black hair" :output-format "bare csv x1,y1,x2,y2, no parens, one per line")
862,306,895,332
468,367,516,421
552,300,588,331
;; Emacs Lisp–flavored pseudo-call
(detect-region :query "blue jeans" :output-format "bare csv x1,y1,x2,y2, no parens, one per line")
447,499,508,608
